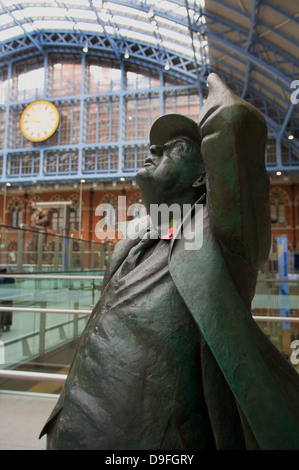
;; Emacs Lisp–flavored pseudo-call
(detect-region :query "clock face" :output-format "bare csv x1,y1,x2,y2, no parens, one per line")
20,100,59,142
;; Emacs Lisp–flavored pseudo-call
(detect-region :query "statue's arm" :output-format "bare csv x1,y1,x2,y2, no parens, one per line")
199,74,271,268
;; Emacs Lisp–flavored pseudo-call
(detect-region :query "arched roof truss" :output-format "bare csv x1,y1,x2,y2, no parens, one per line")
0,0,298,170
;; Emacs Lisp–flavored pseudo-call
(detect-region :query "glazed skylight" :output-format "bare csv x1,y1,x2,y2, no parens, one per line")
0,0,207,60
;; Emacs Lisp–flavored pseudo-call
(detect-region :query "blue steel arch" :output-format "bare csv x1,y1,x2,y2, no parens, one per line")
1,28,298,161
0,32,203,84
197,4,299,164
0,37,206,185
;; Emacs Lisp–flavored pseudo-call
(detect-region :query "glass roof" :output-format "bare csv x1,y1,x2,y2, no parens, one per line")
0,0,298,157
0,0,207,60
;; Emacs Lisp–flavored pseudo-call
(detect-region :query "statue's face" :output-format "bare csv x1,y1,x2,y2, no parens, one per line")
136,136,203,203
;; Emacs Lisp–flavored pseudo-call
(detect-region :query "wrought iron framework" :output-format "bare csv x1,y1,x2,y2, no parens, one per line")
0,0,298,185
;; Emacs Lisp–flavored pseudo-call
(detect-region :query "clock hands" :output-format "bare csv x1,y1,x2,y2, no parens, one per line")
20,100,59,142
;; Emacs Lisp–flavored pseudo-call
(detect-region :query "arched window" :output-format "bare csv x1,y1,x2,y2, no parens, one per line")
9,200,23,227
127,192,147,221
106,197,117,226
52,207,64,232
128,196,147,220
99,194,118,227
270,190,289,225
70,198,79,231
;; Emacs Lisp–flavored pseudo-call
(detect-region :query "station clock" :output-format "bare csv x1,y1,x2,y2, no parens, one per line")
20,100,59,142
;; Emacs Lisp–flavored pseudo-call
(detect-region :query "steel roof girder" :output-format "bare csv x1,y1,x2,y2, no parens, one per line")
88,0,120,60
208,50,294,116
0,0,44,55
201,10,298,86
206,30,293,88
0,29,296,113
206,38,294,100
0,29,297,155
0,29,201,83
252,40,297,77
262,0,299,30
241,0,262,100
206,0,299,50
207,65,298,157
0,34,34,55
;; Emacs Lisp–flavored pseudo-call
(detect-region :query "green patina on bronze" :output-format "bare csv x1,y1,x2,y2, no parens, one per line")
40,73,299,450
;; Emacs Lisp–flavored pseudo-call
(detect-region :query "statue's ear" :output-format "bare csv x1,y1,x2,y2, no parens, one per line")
192,173,206,188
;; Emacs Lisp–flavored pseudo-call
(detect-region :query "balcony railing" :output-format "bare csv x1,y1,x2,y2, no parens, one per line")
1,222,299,394
0,224,114,273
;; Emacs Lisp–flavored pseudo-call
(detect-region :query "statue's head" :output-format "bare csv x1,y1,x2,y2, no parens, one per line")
136,114,205,208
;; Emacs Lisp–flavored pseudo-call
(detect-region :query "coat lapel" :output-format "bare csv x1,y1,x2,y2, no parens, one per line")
168,203,299,449
101,215,151,290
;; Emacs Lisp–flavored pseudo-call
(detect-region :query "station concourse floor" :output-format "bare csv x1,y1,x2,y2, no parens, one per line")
0,390,58,450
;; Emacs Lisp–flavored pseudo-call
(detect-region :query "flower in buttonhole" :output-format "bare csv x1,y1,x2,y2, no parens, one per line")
162,218,177,240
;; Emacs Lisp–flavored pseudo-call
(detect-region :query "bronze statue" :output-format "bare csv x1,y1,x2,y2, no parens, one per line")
40,73,299,450
30,207,50,232
30,207,50,256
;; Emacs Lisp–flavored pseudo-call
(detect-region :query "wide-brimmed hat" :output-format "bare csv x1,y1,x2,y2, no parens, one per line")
149,114,201,146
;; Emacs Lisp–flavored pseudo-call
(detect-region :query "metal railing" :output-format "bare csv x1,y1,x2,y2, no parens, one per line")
1,305,299,322
0,273,102,381
1,274,299,386
0,224,114,272
0,307,298,385
0,370,67,382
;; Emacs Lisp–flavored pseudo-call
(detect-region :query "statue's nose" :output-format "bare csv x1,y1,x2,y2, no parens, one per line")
150,145,163,157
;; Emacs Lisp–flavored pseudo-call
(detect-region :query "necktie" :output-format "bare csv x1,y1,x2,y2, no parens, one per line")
120,229,159,277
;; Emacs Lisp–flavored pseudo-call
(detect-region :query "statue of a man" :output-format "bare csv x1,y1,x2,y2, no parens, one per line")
40,73,299,450
30,207,50,232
